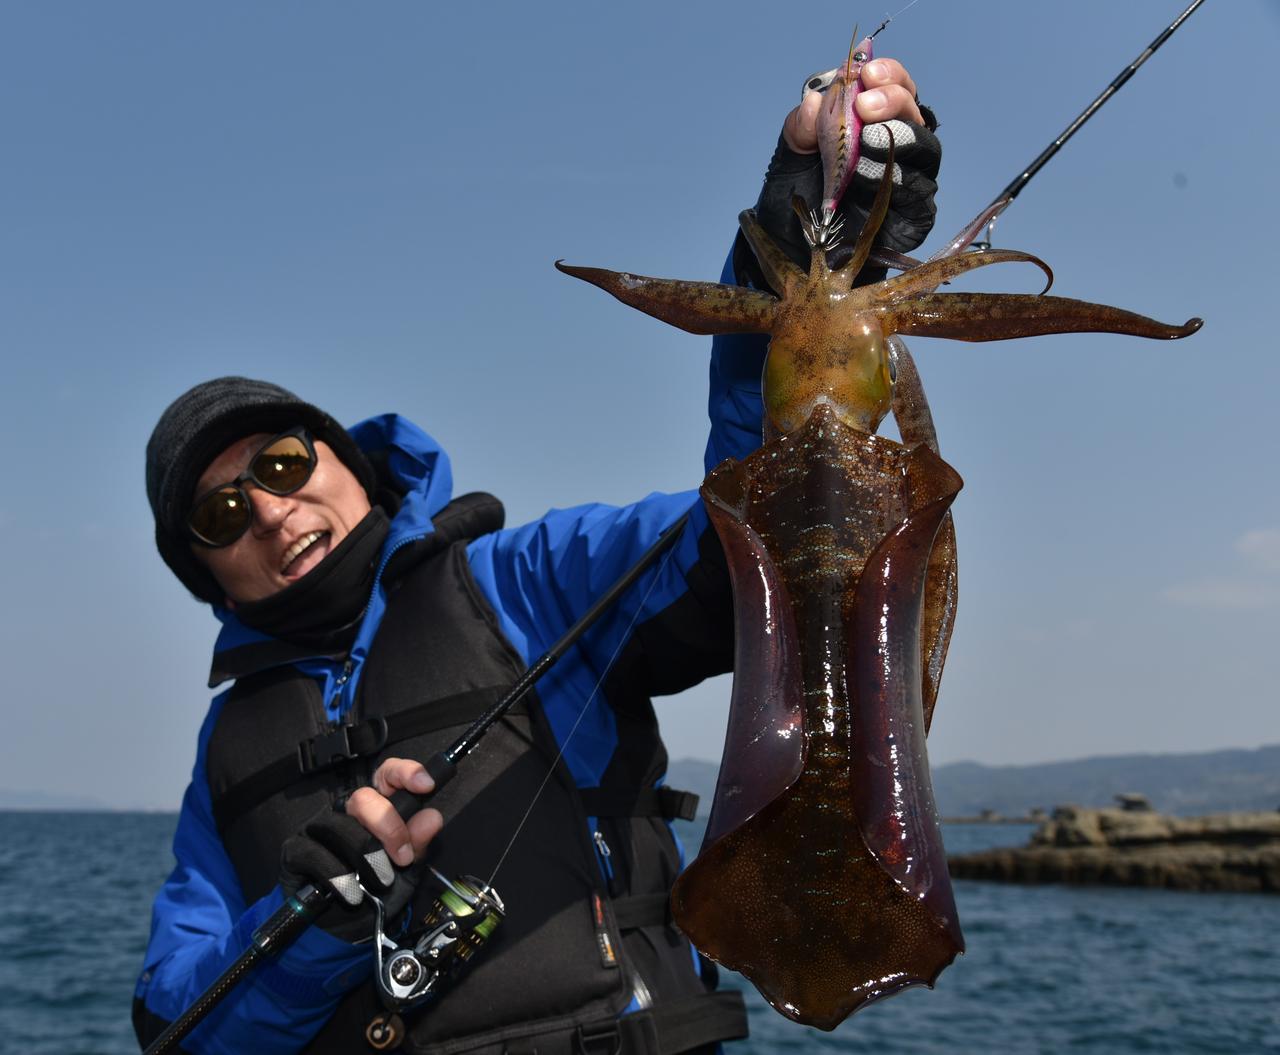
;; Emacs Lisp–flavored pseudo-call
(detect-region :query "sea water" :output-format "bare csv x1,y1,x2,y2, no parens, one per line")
0,812,1276,1054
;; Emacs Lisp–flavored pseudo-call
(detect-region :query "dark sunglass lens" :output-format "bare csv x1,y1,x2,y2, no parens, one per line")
253,435,313,494
189,487,252,546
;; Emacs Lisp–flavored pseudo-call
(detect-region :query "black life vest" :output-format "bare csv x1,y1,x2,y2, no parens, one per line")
203,495,748,1054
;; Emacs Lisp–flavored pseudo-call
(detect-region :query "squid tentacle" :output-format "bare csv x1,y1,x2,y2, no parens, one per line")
877,248,1054,302
868,245,926,273
887,336,939,453
927,197,1013,261
887,335,956,732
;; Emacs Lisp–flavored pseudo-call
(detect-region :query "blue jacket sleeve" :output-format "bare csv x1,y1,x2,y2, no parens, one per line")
469,492,726,788
705,244,768,472
134,694,372,1054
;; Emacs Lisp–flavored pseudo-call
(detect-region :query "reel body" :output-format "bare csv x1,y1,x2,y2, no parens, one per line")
363,870,505,1049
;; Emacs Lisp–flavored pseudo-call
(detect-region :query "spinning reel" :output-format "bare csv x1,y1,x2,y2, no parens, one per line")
364,870,506,1050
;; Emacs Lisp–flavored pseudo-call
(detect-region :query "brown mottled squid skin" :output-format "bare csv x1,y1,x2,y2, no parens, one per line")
556,138,1201,1028
683,408,964,1028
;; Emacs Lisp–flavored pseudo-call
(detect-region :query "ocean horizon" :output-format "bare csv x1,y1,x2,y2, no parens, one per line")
1,812,1276,1054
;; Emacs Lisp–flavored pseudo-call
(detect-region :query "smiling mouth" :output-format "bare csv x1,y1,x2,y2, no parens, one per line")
281,531,328,576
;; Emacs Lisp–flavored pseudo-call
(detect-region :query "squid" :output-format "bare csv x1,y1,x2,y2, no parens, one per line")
557,110,1200,1028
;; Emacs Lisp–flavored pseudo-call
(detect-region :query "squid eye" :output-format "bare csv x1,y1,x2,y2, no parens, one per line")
853,50,868,63
888,355,898,384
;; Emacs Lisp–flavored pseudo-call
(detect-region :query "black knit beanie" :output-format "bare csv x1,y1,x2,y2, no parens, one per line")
146,376,376,604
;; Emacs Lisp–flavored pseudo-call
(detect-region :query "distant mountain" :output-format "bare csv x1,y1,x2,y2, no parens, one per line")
10,743,1278,816
930,745,1280,817
667,745,1280,818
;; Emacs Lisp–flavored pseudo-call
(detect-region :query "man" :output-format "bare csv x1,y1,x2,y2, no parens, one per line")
136,60,940,1054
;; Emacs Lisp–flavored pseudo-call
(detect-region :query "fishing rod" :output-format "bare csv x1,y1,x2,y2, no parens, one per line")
143,512,690,1055
969,0,1207,249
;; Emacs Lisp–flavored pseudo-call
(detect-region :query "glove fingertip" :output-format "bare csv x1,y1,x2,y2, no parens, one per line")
365,848,396,888
329,872,364,907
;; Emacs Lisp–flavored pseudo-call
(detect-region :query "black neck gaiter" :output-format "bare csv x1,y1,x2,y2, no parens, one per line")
233,507,391,652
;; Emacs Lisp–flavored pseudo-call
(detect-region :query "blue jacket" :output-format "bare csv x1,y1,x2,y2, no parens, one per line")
135,261,767,1054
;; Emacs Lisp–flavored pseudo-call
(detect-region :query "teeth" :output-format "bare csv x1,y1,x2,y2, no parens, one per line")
282,531,324,573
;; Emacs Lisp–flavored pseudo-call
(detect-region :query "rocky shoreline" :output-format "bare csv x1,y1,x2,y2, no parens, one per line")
948,803,1280,893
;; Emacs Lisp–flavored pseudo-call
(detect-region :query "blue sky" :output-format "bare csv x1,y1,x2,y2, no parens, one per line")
2,1,1276,809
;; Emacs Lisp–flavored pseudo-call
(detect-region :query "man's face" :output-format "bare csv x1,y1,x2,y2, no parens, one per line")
191,433,372,604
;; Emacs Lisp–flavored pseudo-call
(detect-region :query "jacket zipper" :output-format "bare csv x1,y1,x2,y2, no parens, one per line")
328,658,355,715
593,830,618,898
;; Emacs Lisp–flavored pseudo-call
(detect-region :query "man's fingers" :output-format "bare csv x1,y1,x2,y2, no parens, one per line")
349,763,444,865
856,83,923,127
372,757,435,798
860,58,917,101
346,786,415,867
408,807,444,858
788,57,921,152
782,92,822,154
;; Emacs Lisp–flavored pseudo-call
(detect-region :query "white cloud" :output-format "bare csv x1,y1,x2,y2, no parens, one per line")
1236,529,1280,573
1162,576,1278,610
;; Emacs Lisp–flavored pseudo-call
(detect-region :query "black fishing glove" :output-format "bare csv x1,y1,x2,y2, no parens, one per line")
735,108,941,292
280,806,421,944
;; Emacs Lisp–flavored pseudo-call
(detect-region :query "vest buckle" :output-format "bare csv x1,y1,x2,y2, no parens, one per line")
297,716,389,774
574,1022,622,1055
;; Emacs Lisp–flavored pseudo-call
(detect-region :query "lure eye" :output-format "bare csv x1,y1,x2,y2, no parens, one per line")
801,68,839,98
853,50,868,63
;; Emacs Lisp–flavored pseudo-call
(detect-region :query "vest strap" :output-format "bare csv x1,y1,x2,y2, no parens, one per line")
212,685,519,832
567,991,749,1055
610,893,671,931
490,990,748,1055
578,787,700,823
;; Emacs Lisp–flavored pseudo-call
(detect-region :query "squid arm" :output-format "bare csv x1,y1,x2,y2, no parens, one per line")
876,291,1202,342
737,209,805,296
553,261,777,336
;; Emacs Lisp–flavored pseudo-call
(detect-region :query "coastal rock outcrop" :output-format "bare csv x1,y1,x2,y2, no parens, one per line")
948,805,1280,893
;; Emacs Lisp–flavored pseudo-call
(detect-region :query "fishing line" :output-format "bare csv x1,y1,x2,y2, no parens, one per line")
870,0,925,40
484,530,684,890
978,0,1207,247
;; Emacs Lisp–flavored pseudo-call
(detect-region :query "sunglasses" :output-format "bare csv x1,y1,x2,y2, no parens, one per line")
187,426,317,547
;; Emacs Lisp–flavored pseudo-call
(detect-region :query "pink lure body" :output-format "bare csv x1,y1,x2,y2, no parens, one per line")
816,35,874,228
